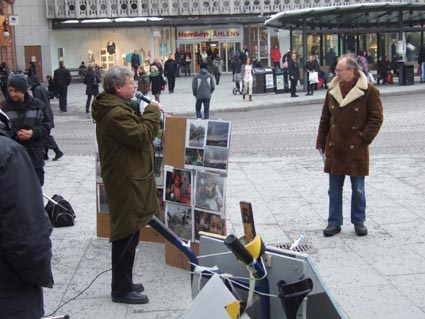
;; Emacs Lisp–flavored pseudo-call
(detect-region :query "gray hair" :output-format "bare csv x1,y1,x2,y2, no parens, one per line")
103,66,134,94
339,54,360,75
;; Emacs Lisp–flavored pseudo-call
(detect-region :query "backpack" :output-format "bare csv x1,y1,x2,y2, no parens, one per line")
45,194,76,227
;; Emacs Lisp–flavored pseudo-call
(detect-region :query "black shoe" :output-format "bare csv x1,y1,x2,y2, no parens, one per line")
323,225,341,237
52,150,64,161
354,223,368,236
133,283,144,293
305,93,310,96
291,94,299,98
112,291,149,304
86,109,90,113
44,153,49,160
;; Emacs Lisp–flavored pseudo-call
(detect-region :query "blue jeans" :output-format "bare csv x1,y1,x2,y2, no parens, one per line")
195,98,210,119
328,174,366,225
421,62,425,82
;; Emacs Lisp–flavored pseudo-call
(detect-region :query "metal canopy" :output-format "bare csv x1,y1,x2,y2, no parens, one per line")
265,2,425,33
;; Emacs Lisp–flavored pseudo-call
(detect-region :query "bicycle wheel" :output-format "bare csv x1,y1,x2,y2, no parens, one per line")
232,88,238,95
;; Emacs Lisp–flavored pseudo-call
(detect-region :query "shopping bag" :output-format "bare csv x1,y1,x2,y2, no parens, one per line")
309,71,319,84
367,72,376,84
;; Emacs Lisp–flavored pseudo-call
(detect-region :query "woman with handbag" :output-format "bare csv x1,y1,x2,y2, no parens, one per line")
304,54,320,95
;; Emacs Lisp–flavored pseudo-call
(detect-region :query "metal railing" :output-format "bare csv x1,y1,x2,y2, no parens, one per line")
45,0,415,19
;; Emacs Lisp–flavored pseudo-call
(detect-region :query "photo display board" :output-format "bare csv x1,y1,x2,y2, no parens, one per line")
163,117,231,242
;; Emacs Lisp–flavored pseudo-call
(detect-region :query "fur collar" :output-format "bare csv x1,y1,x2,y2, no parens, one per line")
328,71,368,107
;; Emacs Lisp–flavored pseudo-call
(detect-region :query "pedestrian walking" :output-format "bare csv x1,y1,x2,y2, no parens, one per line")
0,61,9,98
418,44,425,83
27,61,37,78
137,66,150,95
53,61,72,112
241,57,253,101
28,74,64,161
304,54,320,96
212,55,223,85
83,64,101,113
316,55,384,237
164,54,178,93
288,52,300,97
183,51,192,76
192,62,215,119
149,64,165,103
131,50,141,80
91,65,162,305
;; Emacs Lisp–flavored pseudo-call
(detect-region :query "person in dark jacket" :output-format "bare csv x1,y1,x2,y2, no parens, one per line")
91,66,161,305
212,55,223,85
233,54,243,92
137,66,150,95
418,45,425,83
27,61,37,77
131,50,141,80
288,52,300,97
0,114,53,319
316,55,383,237
46,74,58,99
163,54,177,93
192,62,215,119
0,61,9,98
83,64,101,113
1,74,51,185
28,74,64,161
53,61,72,112
304,54,320,95
149,64,165,103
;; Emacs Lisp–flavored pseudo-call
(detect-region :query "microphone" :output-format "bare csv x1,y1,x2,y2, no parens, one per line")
135,91,152,104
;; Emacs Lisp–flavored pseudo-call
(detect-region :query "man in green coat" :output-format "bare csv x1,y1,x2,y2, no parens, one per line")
316,55,383,237
92,66,161,304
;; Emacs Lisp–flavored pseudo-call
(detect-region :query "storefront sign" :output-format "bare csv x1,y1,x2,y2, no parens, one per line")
177,27,241,41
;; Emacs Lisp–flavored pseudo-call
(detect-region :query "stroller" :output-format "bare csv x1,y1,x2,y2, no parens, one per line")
232,73,244,95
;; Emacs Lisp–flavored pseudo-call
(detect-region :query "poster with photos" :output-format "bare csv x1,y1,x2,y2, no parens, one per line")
186,119,207,148
194,209,226,240
184,120,231,173
166,202,193,241
195,171,225,213
164,167,192,206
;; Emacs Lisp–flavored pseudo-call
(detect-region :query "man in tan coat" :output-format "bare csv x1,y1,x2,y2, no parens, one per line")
316,55,383,237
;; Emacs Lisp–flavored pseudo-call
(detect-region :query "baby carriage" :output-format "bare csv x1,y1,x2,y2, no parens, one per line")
232,73,244,95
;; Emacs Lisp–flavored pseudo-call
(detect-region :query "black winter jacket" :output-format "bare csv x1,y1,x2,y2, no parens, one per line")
1,94,51,169
53,66,71,87
0,131,53,318
83,69,101,96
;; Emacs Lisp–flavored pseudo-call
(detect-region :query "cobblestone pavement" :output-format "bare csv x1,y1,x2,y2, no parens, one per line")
42,75,425,319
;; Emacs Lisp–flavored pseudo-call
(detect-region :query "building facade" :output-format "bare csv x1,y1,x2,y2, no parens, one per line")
8,0,423,78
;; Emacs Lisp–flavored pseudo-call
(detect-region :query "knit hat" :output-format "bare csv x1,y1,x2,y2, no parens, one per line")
8,74,28,93
200,62,208,69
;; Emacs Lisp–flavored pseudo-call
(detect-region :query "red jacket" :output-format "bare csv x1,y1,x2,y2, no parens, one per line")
271,48,281,63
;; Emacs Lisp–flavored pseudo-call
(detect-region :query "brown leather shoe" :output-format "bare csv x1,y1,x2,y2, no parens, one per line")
354,223,368,236
323,225,341,237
